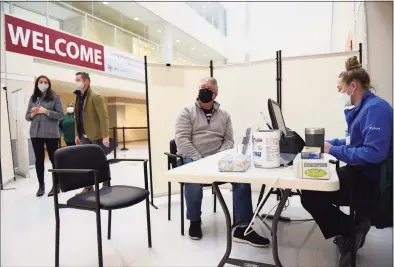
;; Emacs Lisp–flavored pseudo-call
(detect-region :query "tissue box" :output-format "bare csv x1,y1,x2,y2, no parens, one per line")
301,147,322,159
301,158,330,179
218,154,251,172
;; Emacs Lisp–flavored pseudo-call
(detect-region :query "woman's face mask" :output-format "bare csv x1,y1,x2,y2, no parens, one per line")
38,83,49,93
336,82,355,107
67,106,74,113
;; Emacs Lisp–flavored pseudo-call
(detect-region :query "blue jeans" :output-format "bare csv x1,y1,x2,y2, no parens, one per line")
182,158,253,226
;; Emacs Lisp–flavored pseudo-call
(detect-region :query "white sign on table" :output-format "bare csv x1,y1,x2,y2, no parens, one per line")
104,46,145,82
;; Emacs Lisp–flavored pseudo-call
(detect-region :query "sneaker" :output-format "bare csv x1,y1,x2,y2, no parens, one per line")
338,220,370,267
334,218,371,255
233,226,270,248
189,219,202,240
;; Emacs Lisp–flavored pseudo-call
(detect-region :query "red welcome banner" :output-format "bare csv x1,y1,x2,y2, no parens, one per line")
5,14,105,71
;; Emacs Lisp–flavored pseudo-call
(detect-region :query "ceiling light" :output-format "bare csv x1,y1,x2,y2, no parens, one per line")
191,47,195,51
216,61,220,63
152,47,155,50
133,17,139,21
157,29,162,33
102,1,109,5
176,40,180,43
203,54,207,57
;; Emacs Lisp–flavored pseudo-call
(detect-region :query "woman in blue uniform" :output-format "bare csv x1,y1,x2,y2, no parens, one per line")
301,56,393,267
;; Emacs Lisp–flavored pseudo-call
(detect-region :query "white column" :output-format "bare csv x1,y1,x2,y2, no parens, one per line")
365,2,393,104
163,24,173,64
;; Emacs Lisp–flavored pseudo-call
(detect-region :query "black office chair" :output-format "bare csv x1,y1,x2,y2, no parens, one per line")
49,144,152,267
165,139,234,235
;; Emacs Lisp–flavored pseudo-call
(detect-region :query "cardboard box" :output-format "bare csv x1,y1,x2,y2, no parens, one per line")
301,147,322,159
301,158,330,179
218,154,251,172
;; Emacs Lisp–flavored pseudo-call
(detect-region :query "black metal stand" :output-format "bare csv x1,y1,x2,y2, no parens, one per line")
144,55,158,210
120,127,129,151
210,60,213,77
213,182,290,267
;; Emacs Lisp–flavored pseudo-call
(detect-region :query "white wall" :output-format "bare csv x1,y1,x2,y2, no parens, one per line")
248,2,332,61
365,1,393,105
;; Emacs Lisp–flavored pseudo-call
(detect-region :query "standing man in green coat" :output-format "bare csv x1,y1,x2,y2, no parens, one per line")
73,72,110,194
59,102,76,146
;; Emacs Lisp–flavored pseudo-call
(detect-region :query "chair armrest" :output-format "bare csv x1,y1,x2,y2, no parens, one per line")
108,158,148,164
49,169,97,174
328,159,339,165
107,158,150,191
164,152,183,159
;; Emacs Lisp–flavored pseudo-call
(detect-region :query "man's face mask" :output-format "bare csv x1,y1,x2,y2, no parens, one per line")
198,88,214,103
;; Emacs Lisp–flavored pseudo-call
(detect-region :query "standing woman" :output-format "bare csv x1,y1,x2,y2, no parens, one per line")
25,75,64,197
59,102,76,146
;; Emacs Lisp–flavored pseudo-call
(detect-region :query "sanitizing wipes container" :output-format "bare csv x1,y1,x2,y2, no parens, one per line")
252,130,281,168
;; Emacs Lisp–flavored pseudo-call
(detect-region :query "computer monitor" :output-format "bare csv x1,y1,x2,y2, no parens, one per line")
268,99,287,136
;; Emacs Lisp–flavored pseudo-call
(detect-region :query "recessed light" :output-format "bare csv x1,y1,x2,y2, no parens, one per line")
203,54,207,57
176,40,180,43
152,47,155,50
216,61,220,63
102,1,109,5
133,17,139,21
157,29,162,33
191,47,195,51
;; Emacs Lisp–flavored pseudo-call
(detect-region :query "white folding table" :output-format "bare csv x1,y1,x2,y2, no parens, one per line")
165,150,340,267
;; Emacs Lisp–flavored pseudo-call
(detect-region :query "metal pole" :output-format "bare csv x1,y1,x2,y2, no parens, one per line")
144,56,158,209
112,127,117,159
358,43,363,66
120,127,128,151
279,50,282,109
276,51,280,105
209,60,213,77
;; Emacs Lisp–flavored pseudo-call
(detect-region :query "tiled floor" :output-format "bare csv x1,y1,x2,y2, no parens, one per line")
1,144,392,267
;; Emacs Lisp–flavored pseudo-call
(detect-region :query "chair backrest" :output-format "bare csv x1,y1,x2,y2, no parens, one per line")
169,139,178,169
371,156,393,229
53,144,111,192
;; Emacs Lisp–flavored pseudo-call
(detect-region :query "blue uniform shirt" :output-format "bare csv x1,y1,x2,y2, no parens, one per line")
328,90,393,165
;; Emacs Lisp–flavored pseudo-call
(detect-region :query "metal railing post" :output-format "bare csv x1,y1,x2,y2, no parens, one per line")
112,127,117,159
120,127,128,151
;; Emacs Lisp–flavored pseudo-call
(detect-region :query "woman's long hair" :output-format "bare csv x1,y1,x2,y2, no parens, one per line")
31,75,55,103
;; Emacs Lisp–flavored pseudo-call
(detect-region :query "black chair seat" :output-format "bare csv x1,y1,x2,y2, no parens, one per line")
67,186,149,210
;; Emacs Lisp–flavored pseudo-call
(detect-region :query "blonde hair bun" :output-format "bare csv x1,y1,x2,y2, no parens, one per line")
345,56,362,71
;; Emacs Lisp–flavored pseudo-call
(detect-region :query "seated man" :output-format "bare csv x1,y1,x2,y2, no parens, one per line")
175,77,269,247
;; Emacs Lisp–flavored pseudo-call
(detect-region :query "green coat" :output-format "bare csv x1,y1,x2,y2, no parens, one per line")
59,113,75,142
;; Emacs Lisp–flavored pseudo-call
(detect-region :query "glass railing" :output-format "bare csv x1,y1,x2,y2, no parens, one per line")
2,1,206,66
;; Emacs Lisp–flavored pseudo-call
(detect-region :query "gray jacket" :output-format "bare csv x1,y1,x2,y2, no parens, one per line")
25,95,64,138
175,101,234,161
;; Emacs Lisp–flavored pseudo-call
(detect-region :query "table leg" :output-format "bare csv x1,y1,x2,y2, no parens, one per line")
212,183,233,267
212,183,275,267
272,189,291,267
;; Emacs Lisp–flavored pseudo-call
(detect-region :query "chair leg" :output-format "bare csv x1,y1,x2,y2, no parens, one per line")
168,182,172,221
55,216,60,267
180,183,185,236
145,198,152,248
95,210,104,267
107,210,112,240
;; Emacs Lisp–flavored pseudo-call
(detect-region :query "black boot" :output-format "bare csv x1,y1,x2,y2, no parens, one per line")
36,183,45,197
48,185,60,197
